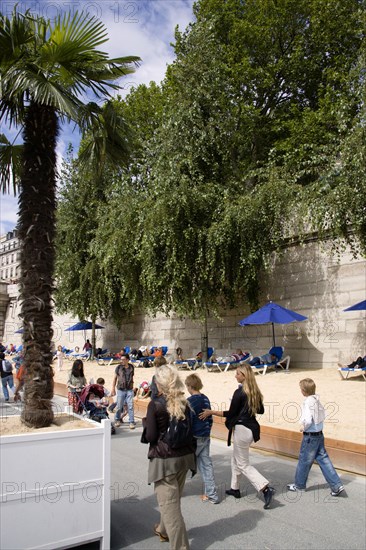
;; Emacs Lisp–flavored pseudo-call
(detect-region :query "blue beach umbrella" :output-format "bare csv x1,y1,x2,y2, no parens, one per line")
65,321,105,332
239,301,308,346
343,300,366,311
65,321,105,343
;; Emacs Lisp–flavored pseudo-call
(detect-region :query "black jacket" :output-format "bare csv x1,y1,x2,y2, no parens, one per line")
224,387,264,445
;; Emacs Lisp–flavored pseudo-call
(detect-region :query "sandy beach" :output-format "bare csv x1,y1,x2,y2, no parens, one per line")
53,358,366,445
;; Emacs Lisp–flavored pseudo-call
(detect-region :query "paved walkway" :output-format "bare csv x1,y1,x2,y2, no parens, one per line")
1,395,365,549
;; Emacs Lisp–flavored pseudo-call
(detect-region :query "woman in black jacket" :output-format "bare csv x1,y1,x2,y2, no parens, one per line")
144,364,195,549
201,363,275,509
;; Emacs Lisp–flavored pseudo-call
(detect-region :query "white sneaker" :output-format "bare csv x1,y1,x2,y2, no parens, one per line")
129,423,135,430
287,483,301,492
331,485,344,496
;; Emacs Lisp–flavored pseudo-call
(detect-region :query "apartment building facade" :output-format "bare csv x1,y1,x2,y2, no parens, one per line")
0,229,20,283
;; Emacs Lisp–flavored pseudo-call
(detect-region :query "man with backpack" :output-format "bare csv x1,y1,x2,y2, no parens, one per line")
0,351,15,402
111,352,136,429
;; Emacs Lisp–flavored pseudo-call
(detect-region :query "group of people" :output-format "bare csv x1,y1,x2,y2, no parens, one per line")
0,342,347,550
0,350,25,403
140,361,344,550
0,342,17,355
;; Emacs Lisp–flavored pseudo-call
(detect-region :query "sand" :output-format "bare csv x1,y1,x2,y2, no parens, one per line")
0,413,96,436
52,359,366,445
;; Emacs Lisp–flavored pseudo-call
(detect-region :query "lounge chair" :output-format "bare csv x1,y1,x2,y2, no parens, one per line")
97,346,131,366
176,348,215,371
204,351,251,373
338,366,366,381
250,346,290,375
65,349,89,361
132,346,169,367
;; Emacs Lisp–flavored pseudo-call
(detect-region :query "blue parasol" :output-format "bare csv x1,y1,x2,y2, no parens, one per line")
343,300,366,312
239,301,308,346
65,321,105,343
65,321,105,331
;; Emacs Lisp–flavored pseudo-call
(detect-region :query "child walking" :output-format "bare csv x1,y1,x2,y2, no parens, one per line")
185,373,219,504
287,378,344,496
56,345,64,371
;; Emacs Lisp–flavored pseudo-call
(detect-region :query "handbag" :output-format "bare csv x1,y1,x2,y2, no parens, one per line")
140,418,149,443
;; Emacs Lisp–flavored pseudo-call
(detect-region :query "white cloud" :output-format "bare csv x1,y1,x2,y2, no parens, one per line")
0,193,18,234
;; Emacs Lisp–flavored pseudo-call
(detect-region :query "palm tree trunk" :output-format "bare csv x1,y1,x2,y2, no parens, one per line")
18,101,58,428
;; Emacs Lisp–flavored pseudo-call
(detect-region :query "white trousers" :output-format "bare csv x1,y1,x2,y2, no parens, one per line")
230,424,268,492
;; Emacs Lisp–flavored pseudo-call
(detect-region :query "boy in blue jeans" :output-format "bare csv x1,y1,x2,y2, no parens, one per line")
185,373,219,504
287,378,344,496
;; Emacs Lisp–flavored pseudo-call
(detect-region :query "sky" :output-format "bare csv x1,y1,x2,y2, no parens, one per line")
0,0,196,234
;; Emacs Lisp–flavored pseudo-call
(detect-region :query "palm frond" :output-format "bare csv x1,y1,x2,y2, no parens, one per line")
77,101,132,174
0,134,23,193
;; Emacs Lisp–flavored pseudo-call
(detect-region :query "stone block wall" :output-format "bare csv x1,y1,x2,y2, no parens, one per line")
2,241,365,369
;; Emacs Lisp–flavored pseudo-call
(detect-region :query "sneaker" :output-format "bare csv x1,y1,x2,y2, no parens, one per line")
114,421,121,427
129,423,135,430
225,488,241,499
331,485,345,497
263,486,275,509
287,483,301,492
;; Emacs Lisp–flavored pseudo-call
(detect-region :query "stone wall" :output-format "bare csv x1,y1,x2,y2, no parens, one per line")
2,241,365,369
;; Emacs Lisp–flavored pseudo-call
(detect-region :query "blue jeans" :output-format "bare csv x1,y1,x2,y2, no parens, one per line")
195,436,218,502
295,433,342,491
115,389,134,423
1,374,15,400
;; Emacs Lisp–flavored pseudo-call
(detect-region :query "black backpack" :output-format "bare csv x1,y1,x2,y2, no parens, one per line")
163,408,193,449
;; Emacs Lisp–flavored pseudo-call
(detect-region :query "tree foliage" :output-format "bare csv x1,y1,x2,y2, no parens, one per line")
56,0,365,331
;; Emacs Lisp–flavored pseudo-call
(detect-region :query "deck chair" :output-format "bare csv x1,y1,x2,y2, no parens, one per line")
97,346,132,366
250,346,290,375
97,355,120,366
176,348,214,371
131,345,169,368
338,366,366,381
65,349,89,361
204,351,251,373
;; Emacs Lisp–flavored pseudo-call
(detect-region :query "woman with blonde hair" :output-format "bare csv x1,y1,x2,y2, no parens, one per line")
143,364,195,549
201,363,275,509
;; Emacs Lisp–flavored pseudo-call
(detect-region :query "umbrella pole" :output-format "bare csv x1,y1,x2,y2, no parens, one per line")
272,323,276,347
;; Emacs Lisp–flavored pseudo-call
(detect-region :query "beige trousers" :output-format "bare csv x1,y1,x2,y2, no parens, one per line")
230,424,268,492
154,469,190,550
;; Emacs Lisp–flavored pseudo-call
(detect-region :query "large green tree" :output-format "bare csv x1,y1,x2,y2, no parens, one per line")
136,0,364,315
55,83,165,339
0,9,140,427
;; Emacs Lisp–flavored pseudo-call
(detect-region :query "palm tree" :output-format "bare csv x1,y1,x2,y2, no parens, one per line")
0,8,140,427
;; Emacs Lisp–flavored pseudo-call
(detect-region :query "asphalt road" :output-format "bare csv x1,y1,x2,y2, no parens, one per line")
1,395,365,550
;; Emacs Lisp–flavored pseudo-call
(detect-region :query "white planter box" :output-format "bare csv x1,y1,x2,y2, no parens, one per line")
0,408,111,550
